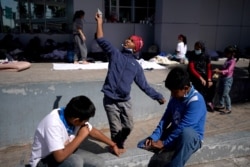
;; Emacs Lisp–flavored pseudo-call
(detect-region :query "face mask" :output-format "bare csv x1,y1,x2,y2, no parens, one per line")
126,48,133,52
195,49,202,55
122,44,133,53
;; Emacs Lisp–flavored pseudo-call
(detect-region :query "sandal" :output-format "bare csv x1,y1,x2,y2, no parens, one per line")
214,106,225,111
220,110,231,115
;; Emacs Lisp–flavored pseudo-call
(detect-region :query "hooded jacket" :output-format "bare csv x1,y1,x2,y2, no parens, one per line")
149,86,207,148
96,37,163,101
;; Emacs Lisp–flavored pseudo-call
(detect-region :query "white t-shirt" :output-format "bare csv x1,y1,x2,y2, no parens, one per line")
176,41,187,59
29,109,75,167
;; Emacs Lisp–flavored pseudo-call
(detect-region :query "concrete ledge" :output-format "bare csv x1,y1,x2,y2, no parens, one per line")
99,148,153,167
187,130,250,165
0,81,167,148
96,131,250,167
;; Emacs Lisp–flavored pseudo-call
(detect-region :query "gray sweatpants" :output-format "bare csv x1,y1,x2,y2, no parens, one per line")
103,96,133,148
36,149,103,167
73,35,88,62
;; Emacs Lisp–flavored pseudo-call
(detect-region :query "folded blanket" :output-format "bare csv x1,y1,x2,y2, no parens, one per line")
53,62,109,70
53,60,166,70
0,61,31,72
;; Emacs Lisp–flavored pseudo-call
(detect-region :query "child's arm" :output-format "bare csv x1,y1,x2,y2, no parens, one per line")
214,59,236,76
95,13,103,38
78,28,86,41
52,126,90,163
89,127,121,156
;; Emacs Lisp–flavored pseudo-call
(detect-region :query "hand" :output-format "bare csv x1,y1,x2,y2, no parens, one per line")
213,68,220,74
158,98,166,105
77,125,90,138
145,138,152,149
200,77,206,86
110,144,121,157
151,140,164,149
207,81,213,88
95,13,103,24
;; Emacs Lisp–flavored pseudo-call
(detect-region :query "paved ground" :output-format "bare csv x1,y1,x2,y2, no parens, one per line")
0,58,249,167
0,101,250,167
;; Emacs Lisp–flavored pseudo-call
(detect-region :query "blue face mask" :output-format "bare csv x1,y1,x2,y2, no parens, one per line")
195,49,202,55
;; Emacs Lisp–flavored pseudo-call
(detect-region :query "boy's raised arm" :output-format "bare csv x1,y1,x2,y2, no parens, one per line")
95,13,103,38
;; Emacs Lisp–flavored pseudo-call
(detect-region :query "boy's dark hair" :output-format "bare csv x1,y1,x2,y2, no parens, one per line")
64,95,95,121
165,67,191,90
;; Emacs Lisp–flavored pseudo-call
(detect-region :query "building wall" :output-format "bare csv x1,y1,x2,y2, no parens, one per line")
155,0,250,54
73,0,154,52
1,0,248,55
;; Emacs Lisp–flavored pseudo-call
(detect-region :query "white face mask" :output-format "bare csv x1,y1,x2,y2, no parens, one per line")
126,48,133,52
122,44,133,53
195,49,202,55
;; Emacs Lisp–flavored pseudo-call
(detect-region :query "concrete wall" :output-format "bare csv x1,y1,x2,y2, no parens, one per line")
155,0,250,53
0,81,168,148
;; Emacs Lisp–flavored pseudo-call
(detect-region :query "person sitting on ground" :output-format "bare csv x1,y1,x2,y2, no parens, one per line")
95,12,166,152
187,41,216,112
168,34,187,63
137,67,207,167
29,95,121,167
213,45,240,114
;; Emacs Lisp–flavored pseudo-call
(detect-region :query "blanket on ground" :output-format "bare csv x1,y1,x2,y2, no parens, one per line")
52,59,166,70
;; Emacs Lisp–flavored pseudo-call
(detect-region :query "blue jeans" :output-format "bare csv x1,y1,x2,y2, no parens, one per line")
147,127,201,167
218,77,233,110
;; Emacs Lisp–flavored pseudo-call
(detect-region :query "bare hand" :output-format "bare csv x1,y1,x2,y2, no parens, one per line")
95,13,103,24
77,125,90,137
145,138,152,149
213,68,220,74
111,145,122,157
151,140,164,149
158,98,166,105
207,81,213,88
200,77,206,86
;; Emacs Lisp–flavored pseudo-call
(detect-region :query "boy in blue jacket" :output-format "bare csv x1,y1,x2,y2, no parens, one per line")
95,13,166,151
138,67,207,167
